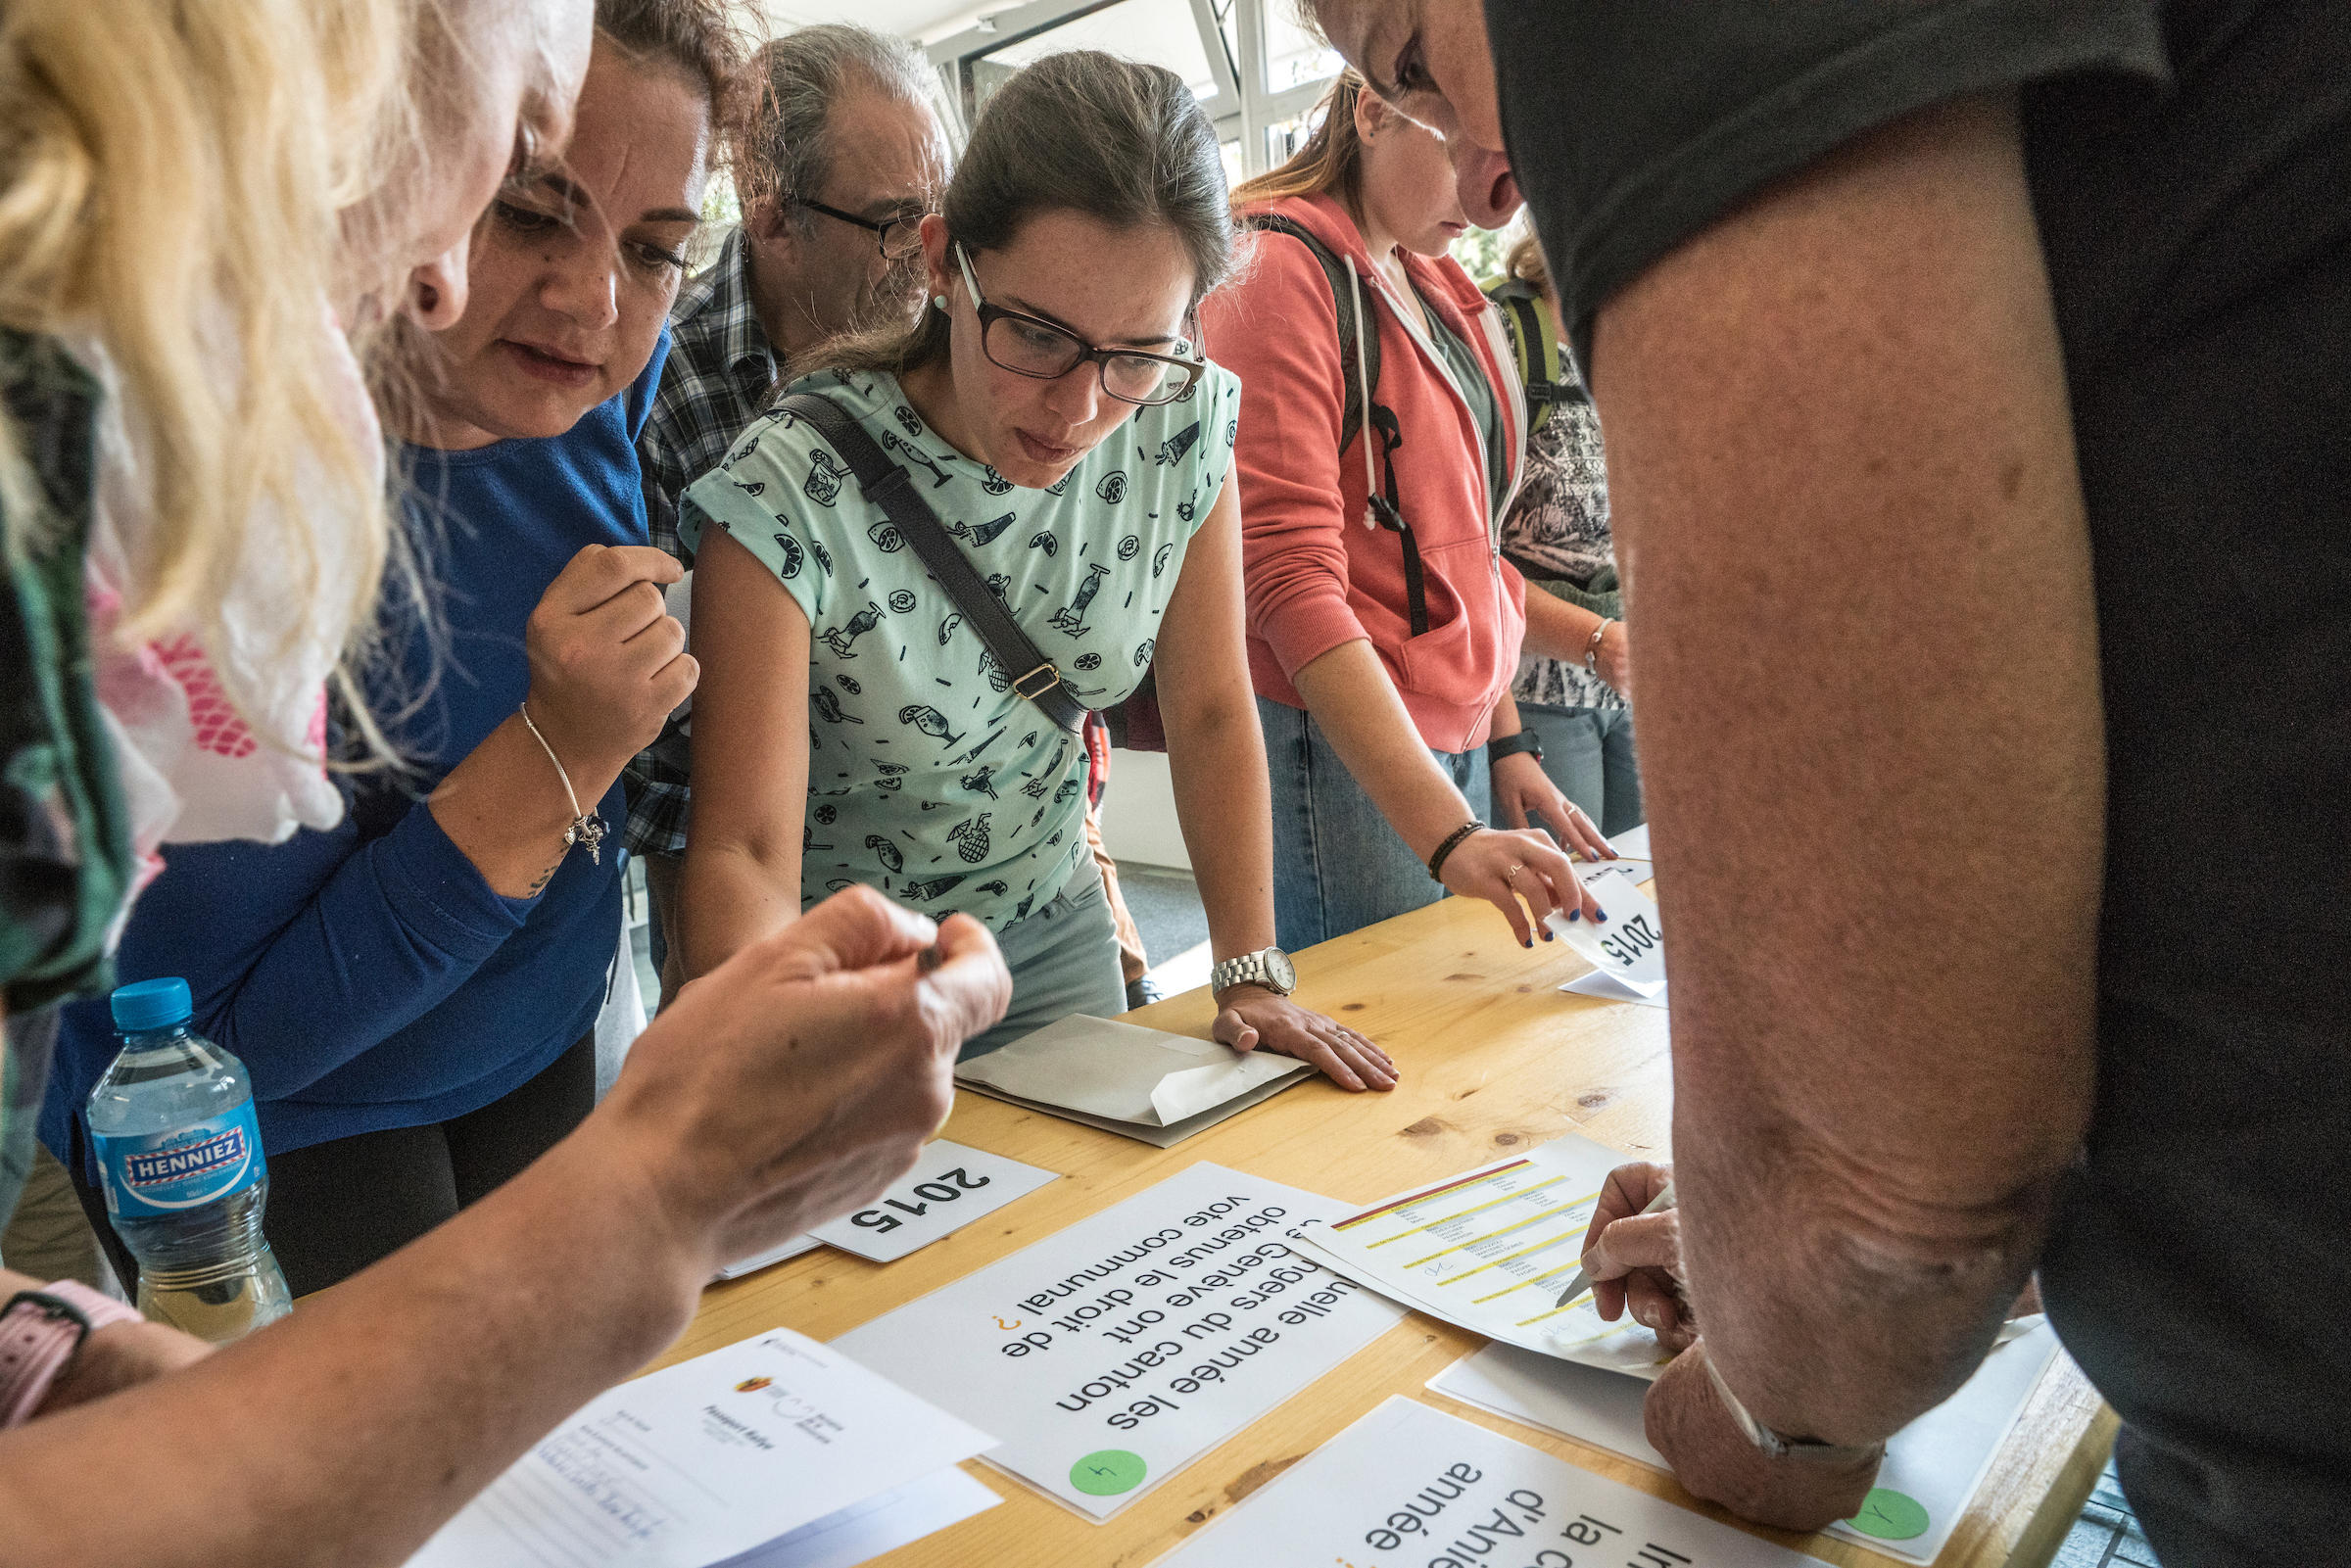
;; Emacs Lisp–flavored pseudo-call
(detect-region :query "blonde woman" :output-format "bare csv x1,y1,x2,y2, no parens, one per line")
0,1,1007,1558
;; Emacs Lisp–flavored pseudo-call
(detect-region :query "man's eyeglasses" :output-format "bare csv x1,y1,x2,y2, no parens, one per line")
798,198,927,261
953,242,1204,408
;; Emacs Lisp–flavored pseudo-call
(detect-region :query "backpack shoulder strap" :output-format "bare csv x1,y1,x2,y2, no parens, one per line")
772,391,1088,736
1484,277,1580,433
1242,213,1380,457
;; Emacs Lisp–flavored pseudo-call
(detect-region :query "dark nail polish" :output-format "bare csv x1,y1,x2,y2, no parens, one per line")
1521,936,1533,949
1541,928,1555,941
1566,909,1580,922
1594,910,1608,923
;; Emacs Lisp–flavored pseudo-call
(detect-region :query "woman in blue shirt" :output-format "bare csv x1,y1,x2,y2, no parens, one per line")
41,0,737,1296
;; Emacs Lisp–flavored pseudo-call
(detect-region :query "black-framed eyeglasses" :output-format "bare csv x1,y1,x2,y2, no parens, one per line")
797,197,928,261
953,242,1205,408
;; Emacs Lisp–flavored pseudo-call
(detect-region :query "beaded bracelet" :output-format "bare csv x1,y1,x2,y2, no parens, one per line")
1426,820,1487,882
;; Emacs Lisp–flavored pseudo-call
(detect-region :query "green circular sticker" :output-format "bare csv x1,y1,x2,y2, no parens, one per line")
1847,1488,1931,1541
1070,1449,1149,1497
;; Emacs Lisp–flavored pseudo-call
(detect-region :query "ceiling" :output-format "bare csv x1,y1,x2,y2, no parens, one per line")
760,0,998,44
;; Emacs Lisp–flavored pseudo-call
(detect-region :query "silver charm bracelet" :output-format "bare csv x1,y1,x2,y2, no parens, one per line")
518,701,604,866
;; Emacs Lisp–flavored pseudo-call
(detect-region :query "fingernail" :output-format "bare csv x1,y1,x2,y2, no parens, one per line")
1541,928,1555,941
1593,910,1608,923
1521,936,1533,949
1566,909,1580,922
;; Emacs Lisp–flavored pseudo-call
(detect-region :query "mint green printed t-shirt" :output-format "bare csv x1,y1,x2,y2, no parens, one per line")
680,363,1240,932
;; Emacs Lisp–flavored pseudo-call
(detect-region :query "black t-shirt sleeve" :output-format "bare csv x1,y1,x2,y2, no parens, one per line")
1486,0,2171,360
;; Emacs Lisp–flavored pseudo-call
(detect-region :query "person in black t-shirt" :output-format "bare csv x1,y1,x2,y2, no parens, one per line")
1308,2,2350,1558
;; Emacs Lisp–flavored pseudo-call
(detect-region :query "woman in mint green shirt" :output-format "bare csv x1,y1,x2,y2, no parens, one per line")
678,53,1393,1089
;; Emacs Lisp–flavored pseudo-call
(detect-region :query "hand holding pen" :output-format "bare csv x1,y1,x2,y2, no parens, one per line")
1561,1163,1696,1353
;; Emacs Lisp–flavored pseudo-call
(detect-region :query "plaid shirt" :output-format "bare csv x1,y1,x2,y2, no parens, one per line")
625,228,783,857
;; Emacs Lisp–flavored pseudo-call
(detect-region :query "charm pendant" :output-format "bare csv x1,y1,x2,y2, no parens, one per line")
565,813,606,866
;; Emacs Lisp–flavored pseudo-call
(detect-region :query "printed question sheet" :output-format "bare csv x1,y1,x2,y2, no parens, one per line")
404,1329,995,1567
833,1161,1403,1520
1154,1396,1830,1568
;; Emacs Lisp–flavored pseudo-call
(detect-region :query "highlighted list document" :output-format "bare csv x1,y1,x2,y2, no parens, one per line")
405,1328,998,1568
1287,1134,1672,1377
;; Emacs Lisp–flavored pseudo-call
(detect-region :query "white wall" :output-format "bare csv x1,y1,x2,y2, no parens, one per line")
1096,748,1190,871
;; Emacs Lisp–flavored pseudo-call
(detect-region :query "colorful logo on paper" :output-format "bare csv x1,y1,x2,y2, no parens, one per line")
1070,1449,1148,1496
1847,1487,1931,1541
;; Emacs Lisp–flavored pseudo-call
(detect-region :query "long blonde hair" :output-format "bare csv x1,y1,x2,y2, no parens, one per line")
1229,70,1367,210
0,0,413,738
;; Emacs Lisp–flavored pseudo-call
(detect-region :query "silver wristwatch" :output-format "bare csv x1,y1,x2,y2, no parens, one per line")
1210,946,1296,998
1702,1351,1881,1464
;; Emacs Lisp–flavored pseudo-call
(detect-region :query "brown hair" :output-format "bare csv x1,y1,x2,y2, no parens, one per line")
1505,228,1552,297
593,0,749,125
1229,70,1367,210
804,50,1233,382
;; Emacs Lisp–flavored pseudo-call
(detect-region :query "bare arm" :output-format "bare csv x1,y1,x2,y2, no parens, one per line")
1156,479,1395,1090
677,525,812,981
1289,639,1478,862
1595,95,2102,1510
1518,579,1606,662
0,890,1011,1567
1157,477,1276,964
1291,641,1596,940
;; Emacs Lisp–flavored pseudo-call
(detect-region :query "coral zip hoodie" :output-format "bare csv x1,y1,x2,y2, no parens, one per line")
1204,192,1526,753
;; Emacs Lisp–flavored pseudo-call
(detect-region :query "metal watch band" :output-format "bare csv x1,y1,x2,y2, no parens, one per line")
1211,948,1292,997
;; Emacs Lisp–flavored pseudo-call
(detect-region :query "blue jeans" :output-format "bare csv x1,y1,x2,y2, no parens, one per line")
959,863,1127,1060
1517,702,1644,837
1259,695,1493,951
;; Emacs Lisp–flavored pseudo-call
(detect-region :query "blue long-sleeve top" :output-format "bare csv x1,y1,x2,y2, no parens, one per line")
42,336,669,1171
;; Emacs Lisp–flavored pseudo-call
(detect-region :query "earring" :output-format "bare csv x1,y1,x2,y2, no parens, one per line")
934,294,949,310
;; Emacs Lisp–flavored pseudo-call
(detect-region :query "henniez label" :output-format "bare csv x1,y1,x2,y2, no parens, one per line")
95,1105,267,1218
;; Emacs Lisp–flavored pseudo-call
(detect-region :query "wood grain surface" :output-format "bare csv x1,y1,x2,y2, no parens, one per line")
652,893,2114,1568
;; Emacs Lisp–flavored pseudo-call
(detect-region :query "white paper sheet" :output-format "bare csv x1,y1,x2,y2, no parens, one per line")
406,1329,995,1568
1287,1134,1674,1377
833,1162,1404,1521
1562,969,1670,1009
1604,823,1653,860
809,1140,1060,1263
1154,1396,1831,1568
716,1234,825,1281
1428,1323,2063,1564
1546,866,1666,997
718,1467,998,1568
954,1015,1312,1146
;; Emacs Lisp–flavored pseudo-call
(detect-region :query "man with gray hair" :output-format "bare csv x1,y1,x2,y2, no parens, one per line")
627,24,950,920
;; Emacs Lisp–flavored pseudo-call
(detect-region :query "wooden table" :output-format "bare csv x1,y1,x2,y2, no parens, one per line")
654,894,2115,1567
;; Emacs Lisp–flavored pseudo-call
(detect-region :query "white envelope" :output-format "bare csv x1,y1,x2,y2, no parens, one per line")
953,1014,1312,1147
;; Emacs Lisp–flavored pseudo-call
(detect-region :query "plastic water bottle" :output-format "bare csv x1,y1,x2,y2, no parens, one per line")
87,977,291,1342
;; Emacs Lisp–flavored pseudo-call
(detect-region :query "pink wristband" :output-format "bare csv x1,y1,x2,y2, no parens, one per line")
0,1283,142,1428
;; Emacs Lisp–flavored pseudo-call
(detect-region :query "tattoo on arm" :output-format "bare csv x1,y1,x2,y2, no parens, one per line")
524,856,564,897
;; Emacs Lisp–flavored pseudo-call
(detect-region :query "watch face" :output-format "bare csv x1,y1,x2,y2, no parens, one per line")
1265,948,1296,993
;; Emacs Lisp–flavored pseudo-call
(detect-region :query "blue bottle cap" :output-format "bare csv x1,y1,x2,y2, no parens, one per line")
110,977,192,1033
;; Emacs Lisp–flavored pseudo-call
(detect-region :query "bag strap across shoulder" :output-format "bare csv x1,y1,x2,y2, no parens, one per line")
773,390,1088,736
1242,214,1380,458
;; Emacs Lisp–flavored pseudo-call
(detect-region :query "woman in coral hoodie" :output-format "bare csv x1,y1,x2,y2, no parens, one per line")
1206,72,1613,951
